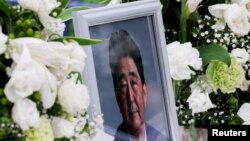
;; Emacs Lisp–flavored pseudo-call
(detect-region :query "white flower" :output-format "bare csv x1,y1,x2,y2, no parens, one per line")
237,79,249,91
187,0,203,13
190,75,213,94
17,0,60,14
187,75,215,114
39,13,65,38
4,47,42,102
48,41,87,75
11,98,40,130
107,0,121,5
58,74,90,115
8,38,57,108
224,4,250,36
9,38,86,79
35,62,57,109
237,103,250,124
212,20,226,31
0,25,7,54
187,88,215,115
232,0,250,17
166,41,202,80
209,4,250,36
208,4,229,18
231,48,249,64
51,117,74,138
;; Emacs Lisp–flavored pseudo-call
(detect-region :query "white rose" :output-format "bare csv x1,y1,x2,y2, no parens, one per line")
187,0,203,13
4,47,42,102
0,25,7,54
231,48,249,64
187,88,215,114
51,117,74,138
166,41,202,80
12,98,40,130
58,74,90,115
18,0,60,14
237,103,250,124
224,4,250,36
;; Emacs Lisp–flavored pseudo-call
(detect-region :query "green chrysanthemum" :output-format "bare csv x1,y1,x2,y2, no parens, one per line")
206,58,245,93
25,117,54,141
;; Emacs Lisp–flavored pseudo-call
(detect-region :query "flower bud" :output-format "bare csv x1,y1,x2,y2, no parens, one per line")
1,97,8,105
26,28,34,36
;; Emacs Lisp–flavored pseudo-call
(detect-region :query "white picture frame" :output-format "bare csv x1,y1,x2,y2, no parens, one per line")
73,1,180,141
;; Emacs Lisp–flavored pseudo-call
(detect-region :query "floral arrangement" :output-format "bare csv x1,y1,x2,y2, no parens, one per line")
0,0,106,140
162,0,250,130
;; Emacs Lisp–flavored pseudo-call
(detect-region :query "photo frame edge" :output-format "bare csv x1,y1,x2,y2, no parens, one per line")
72,1,180,140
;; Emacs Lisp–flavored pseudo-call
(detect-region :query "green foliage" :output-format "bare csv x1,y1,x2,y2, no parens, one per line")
50,0,70,18
0,0,10,16
197,44,231,66
58,6,89,22
80,0,110,5
53,36,104,45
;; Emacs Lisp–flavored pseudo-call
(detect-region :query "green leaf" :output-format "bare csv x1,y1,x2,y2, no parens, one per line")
50,0,70,17
0,0,10,16
53,36,104,45
80,0,110,5
197,43,231,66
58,6,89,22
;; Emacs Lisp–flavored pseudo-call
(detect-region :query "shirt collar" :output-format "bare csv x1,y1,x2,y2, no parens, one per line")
128,125,147,141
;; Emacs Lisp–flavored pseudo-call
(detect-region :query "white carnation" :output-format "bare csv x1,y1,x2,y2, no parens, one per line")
4,47,42,102
8,38,57,108
231,48,249,64
187,88,215,115
166,41,202,80
51,117,74,138
12,98,40,130
58,74,90,115
187,75,215,114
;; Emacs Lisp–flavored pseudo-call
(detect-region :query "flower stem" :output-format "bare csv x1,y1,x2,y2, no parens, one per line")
173,80,179,100
180,0,189,43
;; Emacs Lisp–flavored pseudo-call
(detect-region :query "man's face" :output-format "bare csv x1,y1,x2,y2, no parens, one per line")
116,57,147,132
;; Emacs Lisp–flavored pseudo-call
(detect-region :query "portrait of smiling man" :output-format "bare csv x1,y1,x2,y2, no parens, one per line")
108,29,168,141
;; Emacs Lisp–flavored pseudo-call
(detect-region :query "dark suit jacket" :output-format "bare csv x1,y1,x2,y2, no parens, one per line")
113,122,170,141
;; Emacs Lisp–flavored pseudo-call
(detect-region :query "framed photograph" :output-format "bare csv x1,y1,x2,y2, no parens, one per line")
73,0,180,141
